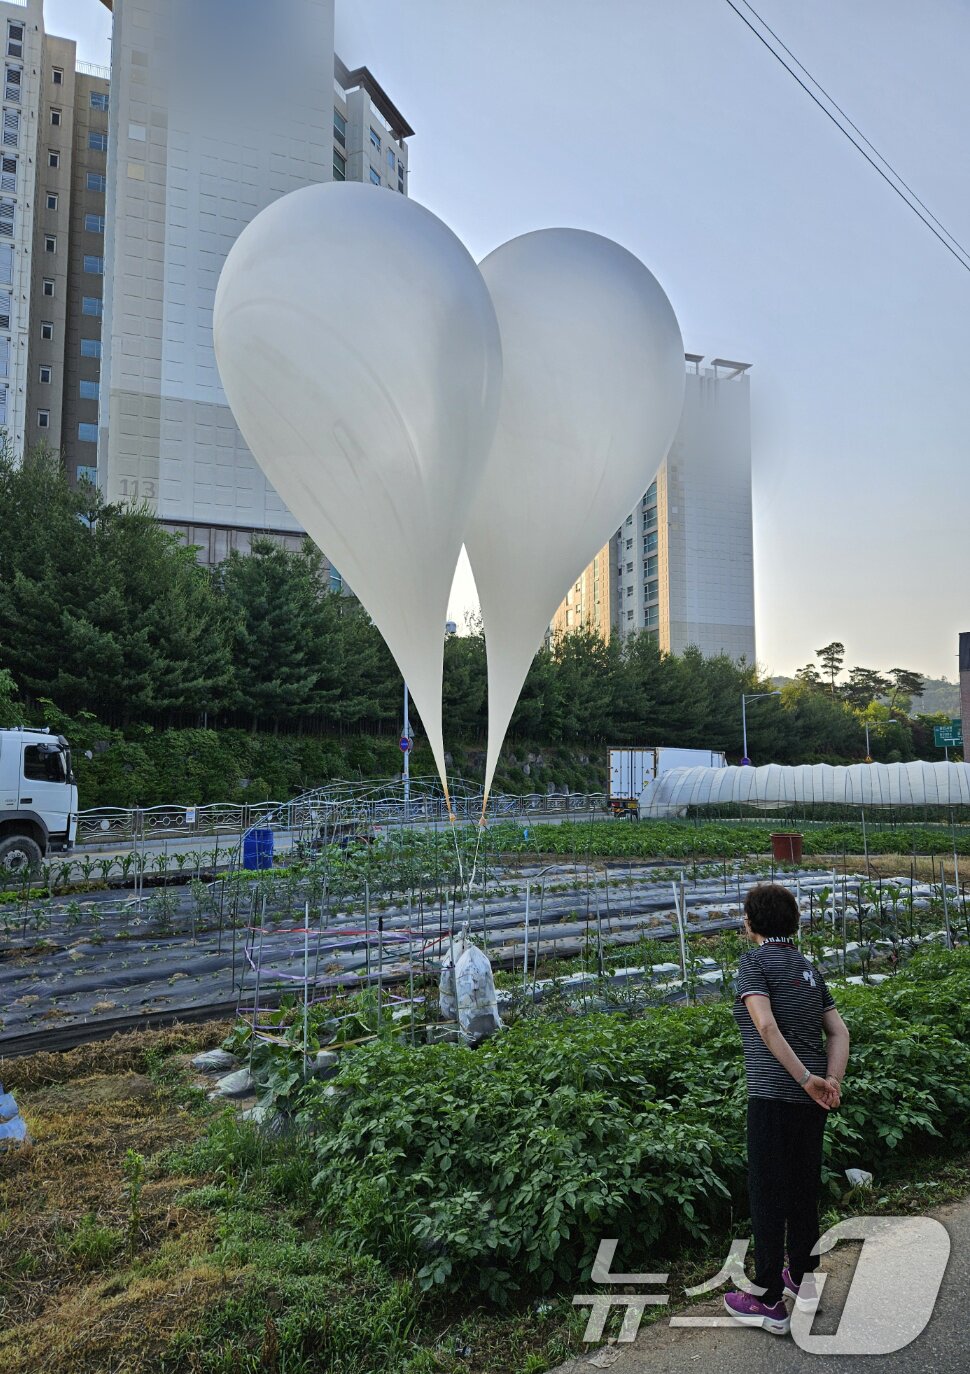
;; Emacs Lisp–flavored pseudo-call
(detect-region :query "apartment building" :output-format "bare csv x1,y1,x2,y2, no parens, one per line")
553,356,757,663
0,0,43,456
22,31,109,471
62,63,110,484
92,0,414,570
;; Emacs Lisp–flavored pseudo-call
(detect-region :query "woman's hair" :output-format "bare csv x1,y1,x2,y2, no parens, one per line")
744,883,800,937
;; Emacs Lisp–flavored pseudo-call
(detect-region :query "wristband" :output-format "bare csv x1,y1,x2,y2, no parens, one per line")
798,1067,811,1087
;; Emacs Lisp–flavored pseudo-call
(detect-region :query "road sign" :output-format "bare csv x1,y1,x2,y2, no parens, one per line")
399,736,412,753
933,721,962,748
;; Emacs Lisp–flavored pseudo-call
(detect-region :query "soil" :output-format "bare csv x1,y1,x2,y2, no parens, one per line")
0,1022,241,1373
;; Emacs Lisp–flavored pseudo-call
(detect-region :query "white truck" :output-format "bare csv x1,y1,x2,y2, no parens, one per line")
608,746,727,818
0,727,78,875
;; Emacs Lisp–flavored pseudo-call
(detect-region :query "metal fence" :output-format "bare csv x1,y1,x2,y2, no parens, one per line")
76,782,608,846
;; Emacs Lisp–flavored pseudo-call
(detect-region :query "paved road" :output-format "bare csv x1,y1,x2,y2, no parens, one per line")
551,1193,970,1374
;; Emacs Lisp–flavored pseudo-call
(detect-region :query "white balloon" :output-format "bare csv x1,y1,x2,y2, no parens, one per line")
214,184,502,800
465,229,685,804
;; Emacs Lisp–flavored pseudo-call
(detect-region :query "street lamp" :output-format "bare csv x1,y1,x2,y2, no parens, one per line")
865,717,900,763
741,691,781,765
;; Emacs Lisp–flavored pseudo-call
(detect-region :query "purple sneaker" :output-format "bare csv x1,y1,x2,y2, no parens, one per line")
723,1289,791,1335
782,1266,819,1312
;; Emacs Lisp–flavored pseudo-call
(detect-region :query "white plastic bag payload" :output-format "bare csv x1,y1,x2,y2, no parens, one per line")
455,944,502,1043
439,932,470,1022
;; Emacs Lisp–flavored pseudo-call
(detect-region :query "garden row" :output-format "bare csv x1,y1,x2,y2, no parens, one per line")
490,817,970,859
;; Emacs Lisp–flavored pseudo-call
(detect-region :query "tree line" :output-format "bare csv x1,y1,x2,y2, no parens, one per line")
0,449,947,765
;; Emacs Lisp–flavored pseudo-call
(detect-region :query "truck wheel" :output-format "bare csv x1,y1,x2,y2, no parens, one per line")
0,834,43,880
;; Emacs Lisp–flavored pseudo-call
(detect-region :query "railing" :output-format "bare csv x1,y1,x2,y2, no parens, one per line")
76,802,287,844
76,60,110,80
76,786,609,845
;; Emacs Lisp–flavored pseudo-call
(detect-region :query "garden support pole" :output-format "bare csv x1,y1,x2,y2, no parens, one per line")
940,861,954,951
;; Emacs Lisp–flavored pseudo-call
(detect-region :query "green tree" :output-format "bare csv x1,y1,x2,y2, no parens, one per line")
0,447,231,721
219,539,322,729
887,667,926,711
816,641,845,694
841,666,890,710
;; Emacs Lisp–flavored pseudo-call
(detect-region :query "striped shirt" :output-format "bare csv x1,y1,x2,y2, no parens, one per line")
733,939,835,1102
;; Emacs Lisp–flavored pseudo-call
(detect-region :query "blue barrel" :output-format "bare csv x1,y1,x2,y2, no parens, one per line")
243,828,274,870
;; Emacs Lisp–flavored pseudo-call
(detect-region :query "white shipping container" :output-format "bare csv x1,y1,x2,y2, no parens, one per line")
608,746,727,805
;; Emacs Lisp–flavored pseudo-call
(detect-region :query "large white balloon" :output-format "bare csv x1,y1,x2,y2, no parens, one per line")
214,184,502,801
465,229,686,804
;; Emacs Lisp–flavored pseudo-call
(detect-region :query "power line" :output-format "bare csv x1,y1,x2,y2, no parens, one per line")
724,0,970,277
735,0,970,264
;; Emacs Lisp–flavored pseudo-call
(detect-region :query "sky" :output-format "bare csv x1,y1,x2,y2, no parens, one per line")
49,1,970,682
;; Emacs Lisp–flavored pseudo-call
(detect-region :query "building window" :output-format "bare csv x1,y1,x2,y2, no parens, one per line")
0,288,9,327
86,172,106,192
625,561,633,573
645,606,659,628
84,213,105,234
77,464,97,484
3,110,19,147
80,379,99,401
625,538,633,550
333,149,346,181
78,422,98,444
37,409,50,429
0,153,14,191
39,365,52,384
83,255,104,275
643,508,658,530
88,131,108,152
81,338,102,359
43,278,55,297
644,554,658,579
386,147,395,170
0,243,12,283
369,167,381,186
91,91,109,111
0,197,13,236
41,321,54,340
627,609,634,622
52,67,63,85
82,296,103,317
369,127,381,153
644,531,658,554
6,23,23,59
398,175,404,194
46,192,58,210
5,66,22,103
644,580,659,602
48,150,59,168
333,110,346,147
45,234,56,253
50,108,62,127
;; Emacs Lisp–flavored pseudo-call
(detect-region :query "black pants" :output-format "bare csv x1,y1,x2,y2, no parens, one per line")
747,1097,827,1305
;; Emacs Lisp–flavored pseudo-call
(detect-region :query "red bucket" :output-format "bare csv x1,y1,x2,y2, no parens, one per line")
770,832,803,863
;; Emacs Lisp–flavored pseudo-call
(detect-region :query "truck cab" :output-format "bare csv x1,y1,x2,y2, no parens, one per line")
0,728,78,876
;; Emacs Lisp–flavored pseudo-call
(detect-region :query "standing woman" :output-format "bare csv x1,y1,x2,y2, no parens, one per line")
724,883,851,1336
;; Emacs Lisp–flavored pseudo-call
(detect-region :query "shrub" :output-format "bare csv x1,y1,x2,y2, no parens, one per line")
300,950,970,1301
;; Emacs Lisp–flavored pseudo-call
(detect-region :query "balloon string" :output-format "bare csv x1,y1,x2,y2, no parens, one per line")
448,809,465,895
465,820,486,902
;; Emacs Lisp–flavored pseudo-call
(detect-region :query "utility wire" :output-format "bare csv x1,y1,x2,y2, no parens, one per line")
724,0,970,276
735,0,970,264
